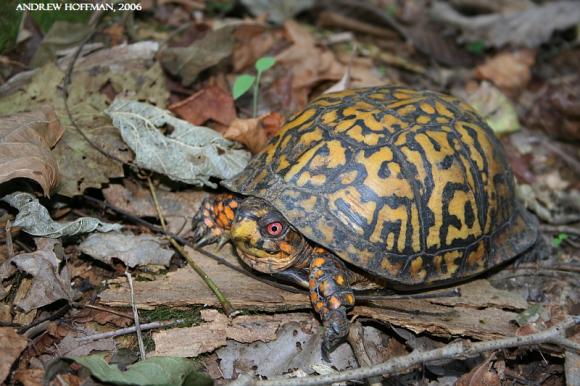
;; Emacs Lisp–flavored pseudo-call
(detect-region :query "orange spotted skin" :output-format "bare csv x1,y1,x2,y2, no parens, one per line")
192,193,240,245
193,86,539,357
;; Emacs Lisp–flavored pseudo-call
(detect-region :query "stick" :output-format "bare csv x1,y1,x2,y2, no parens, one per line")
230,316,579,386
147,178,235,316
76,319,184,342
125,270,146,360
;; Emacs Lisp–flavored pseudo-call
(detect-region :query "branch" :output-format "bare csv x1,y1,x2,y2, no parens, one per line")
230,316,579,386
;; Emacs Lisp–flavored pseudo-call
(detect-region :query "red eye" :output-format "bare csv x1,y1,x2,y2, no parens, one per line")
266,222,284,236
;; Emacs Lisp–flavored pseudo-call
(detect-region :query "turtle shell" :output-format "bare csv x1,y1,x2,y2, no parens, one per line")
223,86,537,287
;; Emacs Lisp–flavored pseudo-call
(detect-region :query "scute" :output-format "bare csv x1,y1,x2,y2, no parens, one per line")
223,86,538,287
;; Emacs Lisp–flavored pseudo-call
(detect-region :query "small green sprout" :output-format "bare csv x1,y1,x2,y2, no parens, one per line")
232,56,276,117
466,41,486,56
552,233,568,248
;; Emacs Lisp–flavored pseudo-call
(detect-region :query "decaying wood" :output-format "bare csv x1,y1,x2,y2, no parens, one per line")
100,246,530,341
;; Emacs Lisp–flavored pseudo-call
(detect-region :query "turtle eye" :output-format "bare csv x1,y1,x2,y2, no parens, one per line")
265,221,284,237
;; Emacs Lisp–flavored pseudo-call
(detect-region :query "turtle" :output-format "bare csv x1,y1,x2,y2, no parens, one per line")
191,86,538,356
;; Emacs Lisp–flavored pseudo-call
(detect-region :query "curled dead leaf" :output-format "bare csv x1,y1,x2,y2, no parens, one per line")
0,107,64,196
223,112,284,154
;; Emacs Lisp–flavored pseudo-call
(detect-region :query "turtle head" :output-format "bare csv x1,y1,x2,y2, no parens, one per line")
230,197,310,273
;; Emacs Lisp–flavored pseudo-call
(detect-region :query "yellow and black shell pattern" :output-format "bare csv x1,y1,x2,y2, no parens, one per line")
223,86,538,288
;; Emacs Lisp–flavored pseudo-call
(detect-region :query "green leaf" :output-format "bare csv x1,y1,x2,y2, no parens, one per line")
552,233,568,248
466,41,485,56
255,56,276,73
71,354,213,386
232,74,256,100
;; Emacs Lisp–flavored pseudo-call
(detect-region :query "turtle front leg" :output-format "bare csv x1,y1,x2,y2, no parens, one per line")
309,248,355,359
192,193,240,247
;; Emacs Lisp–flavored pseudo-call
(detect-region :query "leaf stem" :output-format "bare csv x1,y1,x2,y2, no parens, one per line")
253,70,262,118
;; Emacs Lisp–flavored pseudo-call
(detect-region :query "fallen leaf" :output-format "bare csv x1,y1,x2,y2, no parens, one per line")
456,357,503,386
3,239,74,312
31,21,92,67
216,317,357,379
106,98,251,187
458,81,520,135
169,85,236,126
1,192,122,238
0,328,28,384
79,232,174,268
275,21,344,113
524,76,580,140
431,1,580,48
13,369,44,386
0,41,168,197
153,310,312,357
160,25,236,86
241,0,314,25
0,107,64,196
72,354,212,386
223,112,283,154
102,180,205,220
56,327,116,357
475,49,536,96
233,24,287,72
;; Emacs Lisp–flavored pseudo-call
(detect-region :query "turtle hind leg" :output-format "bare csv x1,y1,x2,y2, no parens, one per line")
192,193,240,247
308,249,355,360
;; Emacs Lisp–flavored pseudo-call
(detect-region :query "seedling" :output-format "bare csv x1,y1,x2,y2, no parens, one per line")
232,56,276,117
552,232,568,248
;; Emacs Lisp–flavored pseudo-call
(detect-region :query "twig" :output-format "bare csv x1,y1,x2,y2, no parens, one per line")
230,316,580,386
62,10,125,165
539,224,580,237
76,319,184,342
5,219,14,257
71,302,134,320
125,270,146,360
147,178,235,316
347,321,381,386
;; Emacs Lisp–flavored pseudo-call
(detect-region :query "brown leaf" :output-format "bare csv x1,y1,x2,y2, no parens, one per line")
475,49,536,96
0,107,64,196
6,239,73,312
456,357,504,386
0,328,28,383
223,112,284,154
233,24,288,72
275,21,344,113
524,76,580,140
169,85,236,126
13,369,44,386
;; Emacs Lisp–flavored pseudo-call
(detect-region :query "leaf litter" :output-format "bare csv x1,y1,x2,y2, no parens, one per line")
0,1,578,385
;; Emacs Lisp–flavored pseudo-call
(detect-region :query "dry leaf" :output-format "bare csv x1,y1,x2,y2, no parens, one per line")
4,238,74,312
233,24,287,72
160,26,236,86
475,49,536,96
13,369,44,386
2,191,122,238
106,98,251,188
79,232,174,268
458,81,520,135
223,112,284,154
456,357,504,386
0,107,63,196
275,21,344,112
524,76,580,140
169,85,236,126
0,328,28,384
432,1,580,48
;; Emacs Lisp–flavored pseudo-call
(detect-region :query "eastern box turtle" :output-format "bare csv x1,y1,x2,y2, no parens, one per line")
192,86,538,356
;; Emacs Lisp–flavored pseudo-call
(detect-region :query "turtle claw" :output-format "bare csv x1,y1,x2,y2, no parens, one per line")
321,308,349,360
216,235,229,251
